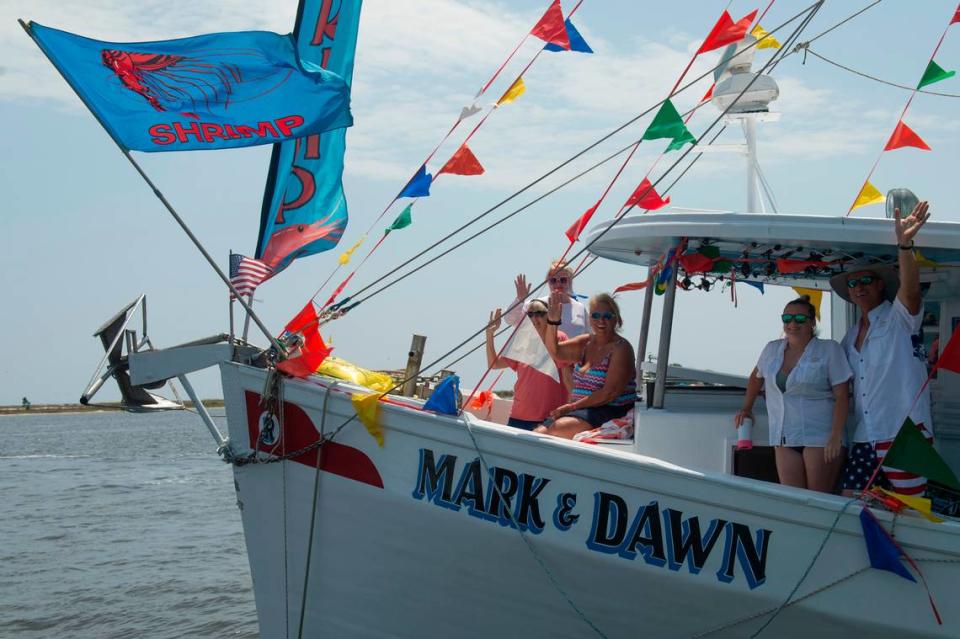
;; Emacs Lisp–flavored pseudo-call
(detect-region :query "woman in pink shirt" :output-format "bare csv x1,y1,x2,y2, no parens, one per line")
485,300,573,430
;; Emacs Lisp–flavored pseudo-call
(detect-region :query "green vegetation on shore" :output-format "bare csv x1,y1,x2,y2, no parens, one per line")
0,400,225,415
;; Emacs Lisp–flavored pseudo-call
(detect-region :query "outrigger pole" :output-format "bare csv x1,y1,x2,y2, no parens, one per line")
19,19,284,355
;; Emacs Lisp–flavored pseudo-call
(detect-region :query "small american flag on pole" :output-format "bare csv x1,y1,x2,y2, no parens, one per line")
229,253,273,299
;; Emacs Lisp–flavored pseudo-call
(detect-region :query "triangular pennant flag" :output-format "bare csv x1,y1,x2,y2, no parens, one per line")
338,236,366,265
953,4,960,24
742,280,765,294
859,507,917,582
277,302,333,378
565,202,600,243
700,83,715,102
614,281,650,294
625,178,671,210
877,488,944,523
884,120,931,151
884,418,960,490
933,320,960,375
850,180,884,212
750,24,782,49
398,164,433,198
352,391,384,446
502,319,560,382
665,129,697,152
437,143,485,176
496,76,526,106
467,389,494,411
530,0,571,50
323,272,354,309
459,103,482,120
544,18,593,53
918,60,956,89
642,99,694,145
791,287,822,320
385,204,413,234
423,375,461,415
698,9,758,54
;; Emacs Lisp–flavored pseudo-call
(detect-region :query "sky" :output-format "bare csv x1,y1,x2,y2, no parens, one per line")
1,0,959,404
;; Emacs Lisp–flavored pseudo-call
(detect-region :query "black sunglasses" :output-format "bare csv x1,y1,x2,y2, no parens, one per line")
846,275,877,289
549,276,569,285
781,313,809,324
526,310,547,318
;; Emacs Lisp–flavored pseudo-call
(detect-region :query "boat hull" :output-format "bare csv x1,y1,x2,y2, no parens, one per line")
221,362,960,638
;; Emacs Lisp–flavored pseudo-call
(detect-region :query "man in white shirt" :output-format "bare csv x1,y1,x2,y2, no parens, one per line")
831,201,932,496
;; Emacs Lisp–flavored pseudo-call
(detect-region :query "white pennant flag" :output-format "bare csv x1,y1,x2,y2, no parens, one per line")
502,317,559,382
459,103,482,120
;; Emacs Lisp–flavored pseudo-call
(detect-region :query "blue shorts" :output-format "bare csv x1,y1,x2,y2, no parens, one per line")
568,403,632,428
507,417,541,430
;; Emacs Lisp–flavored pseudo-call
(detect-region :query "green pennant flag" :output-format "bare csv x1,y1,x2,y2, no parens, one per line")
385,204,413,234
883,418,960,491
917,60,956,90
642,99,695,148
666,129,697,152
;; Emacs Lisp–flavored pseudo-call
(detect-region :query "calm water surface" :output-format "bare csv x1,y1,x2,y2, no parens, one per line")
0,409,258,638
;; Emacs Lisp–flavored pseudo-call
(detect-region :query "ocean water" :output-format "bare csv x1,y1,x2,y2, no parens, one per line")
0,409,258,638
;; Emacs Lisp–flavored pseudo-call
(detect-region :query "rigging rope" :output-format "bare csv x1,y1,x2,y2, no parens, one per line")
803,46,960,97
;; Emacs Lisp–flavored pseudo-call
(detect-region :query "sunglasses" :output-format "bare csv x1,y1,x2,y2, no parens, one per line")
781,313,809,324
526,310,547,318
846,275,877,289
591,311,615,321
549,276,569,285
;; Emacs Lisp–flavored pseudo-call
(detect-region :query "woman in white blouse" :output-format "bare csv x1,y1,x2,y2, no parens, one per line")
734,296,853,492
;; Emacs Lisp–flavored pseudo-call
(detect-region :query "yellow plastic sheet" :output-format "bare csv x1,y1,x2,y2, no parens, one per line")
317,356,394,393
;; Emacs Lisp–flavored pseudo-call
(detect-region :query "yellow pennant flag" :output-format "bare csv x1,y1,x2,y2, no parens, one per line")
496,77,526,106
915,250,940,268
351,391,384,447
791,287,822,320
850,180,884,213
338,236,366,266
750,24,781,49
879,488,944,523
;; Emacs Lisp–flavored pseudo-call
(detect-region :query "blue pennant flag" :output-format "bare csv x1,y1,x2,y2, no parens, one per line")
398,164,433,198
26,21,352,153
544,19,593,53
424,375,460,416
742,280,765,294
859,508,916,583
255,0,363,274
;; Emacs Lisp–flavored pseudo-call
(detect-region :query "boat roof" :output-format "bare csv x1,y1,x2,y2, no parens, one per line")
585,210,960,286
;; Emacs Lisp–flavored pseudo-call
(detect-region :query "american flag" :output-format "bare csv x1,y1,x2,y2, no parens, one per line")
229,253,273,299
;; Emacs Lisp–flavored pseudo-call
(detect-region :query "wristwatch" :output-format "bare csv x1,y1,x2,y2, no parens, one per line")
898,240,915,251
547,319,562,326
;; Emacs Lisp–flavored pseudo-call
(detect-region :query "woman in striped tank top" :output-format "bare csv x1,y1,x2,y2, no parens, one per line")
536,292,638,439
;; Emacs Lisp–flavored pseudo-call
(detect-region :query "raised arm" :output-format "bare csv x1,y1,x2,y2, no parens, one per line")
484,309,510,370
545,292,588,361
503,273,531,326
894,201,930,315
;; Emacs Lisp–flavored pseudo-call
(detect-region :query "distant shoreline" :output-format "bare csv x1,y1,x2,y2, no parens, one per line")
0,400,225,416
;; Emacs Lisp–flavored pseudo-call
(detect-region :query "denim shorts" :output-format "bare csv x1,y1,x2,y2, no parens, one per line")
568,403,632,428
507,417,541,430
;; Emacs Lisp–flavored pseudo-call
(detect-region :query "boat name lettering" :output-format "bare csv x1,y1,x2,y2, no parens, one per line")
148,115,306,146
411,448,772,589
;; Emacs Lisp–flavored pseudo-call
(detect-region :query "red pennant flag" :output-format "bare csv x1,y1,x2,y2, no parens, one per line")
701,83,715,102
530,0,571,50
698,9,758,54
565,202,600,243
323,272,355,309
678,252,715,273
952,4,960,24
884,120,931,152
277,302,333,378
614,281,650,293
933,321,960,375
625,178,671,210
437,143,485,176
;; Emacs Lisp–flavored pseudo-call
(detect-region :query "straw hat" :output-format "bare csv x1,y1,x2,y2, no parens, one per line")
829,264,899,304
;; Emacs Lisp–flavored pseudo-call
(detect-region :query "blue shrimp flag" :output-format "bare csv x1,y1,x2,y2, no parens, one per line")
25,21,352,153
256,0,363,273
859,507,916,583
424,375,461,416
398,164,433,198
544,19,593,53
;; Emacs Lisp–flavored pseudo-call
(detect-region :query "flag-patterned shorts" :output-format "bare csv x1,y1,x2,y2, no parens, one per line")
841,424,933,495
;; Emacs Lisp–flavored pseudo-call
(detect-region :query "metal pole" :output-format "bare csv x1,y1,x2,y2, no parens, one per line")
635,271,655,391
652,269,678,409
743,117,760,214
242,292,255,343
177,375,226,447
402,335,427,397
19,19,282,354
